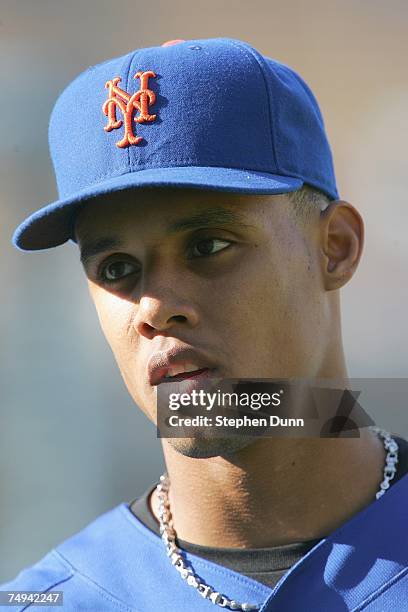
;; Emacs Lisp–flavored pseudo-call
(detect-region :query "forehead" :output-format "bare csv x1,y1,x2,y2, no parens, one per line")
74,187,289,241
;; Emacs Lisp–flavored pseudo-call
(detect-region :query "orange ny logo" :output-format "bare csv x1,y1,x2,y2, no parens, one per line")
102,71,157,148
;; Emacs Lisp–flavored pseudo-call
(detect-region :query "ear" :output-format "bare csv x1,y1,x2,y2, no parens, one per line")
319,201,364,291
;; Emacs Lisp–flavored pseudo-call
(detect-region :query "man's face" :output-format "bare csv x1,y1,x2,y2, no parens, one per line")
75,188,327,456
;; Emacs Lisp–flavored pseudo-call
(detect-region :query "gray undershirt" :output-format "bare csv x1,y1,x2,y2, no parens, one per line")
129,486,322,588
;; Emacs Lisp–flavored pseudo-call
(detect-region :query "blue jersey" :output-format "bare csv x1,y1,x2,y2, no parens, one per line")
2,474,408,611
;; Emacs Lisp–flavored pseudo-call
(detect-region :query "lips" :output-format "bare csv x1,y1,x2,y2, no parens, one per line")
147,347,217,387
163,365,210,382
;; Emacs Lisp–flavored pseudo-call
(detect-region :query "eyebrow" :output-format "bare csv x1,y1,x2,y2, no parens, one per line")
79,207,252,266
166,207,250,234
79,237,124,267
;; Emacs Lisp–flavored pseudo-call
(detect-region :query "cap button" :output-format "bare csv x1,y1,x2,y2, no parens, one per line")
161,39,185,47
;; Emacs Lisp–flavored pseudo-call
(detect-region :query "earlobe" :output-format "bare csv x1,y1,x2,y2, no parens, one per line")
320,200,364,291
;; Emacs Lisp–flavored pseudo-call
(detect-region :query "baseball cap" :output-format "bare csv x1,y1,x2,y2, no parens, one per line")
12,37,338,251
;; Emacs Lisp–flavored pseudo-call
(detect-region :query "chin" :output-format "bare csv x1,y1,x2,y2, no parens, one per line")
166,434,256,459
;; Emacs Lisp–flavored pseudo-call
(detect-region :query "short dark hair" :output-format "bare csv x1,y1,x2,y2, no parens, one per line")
287,184,331,223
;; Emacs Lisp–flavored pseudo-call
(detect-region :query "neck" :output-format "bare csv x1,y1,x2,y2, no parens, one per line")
151,429,386,548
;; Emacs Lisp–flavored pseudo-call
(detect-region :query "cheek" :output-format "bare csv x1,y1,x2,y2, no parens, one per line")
205,234,322,376
212,237,311,321
254,235,323,372
91,289,154,411
90,286,136,360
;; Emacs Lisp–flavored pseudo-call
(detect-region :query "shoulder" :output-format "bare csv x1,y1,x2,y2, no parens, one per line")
0,503,148,611
0,549,73,609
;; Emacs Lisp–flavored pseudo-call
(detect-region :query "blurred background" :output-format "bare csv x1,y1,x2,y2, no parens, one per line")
1,0,407,582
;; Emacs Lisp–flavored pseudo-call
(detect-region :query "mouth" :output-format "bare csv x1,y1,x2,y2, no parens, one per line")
147,348,218,387
162,365,211,383
157,364,217,401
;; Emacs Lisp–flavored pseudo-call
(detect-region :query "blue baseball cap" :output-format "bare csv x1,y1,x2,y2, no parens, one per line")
12,37,338,251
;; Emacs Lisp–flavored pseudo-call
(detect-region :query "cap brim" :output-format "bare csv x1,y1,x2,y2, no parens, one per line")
12,166,303,251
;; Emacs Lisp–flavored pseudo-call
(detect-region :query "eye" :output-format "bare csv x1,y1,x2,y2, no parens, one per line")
100,260,139,283
190,238,232,258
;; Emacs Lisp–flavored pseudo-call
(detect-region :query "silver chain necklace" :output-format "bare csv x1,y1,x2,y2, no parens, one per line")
155,426,399,611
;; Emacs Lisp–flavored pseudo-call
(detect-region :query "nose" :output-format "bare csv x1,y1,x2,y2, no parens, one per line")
134,291,200,339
